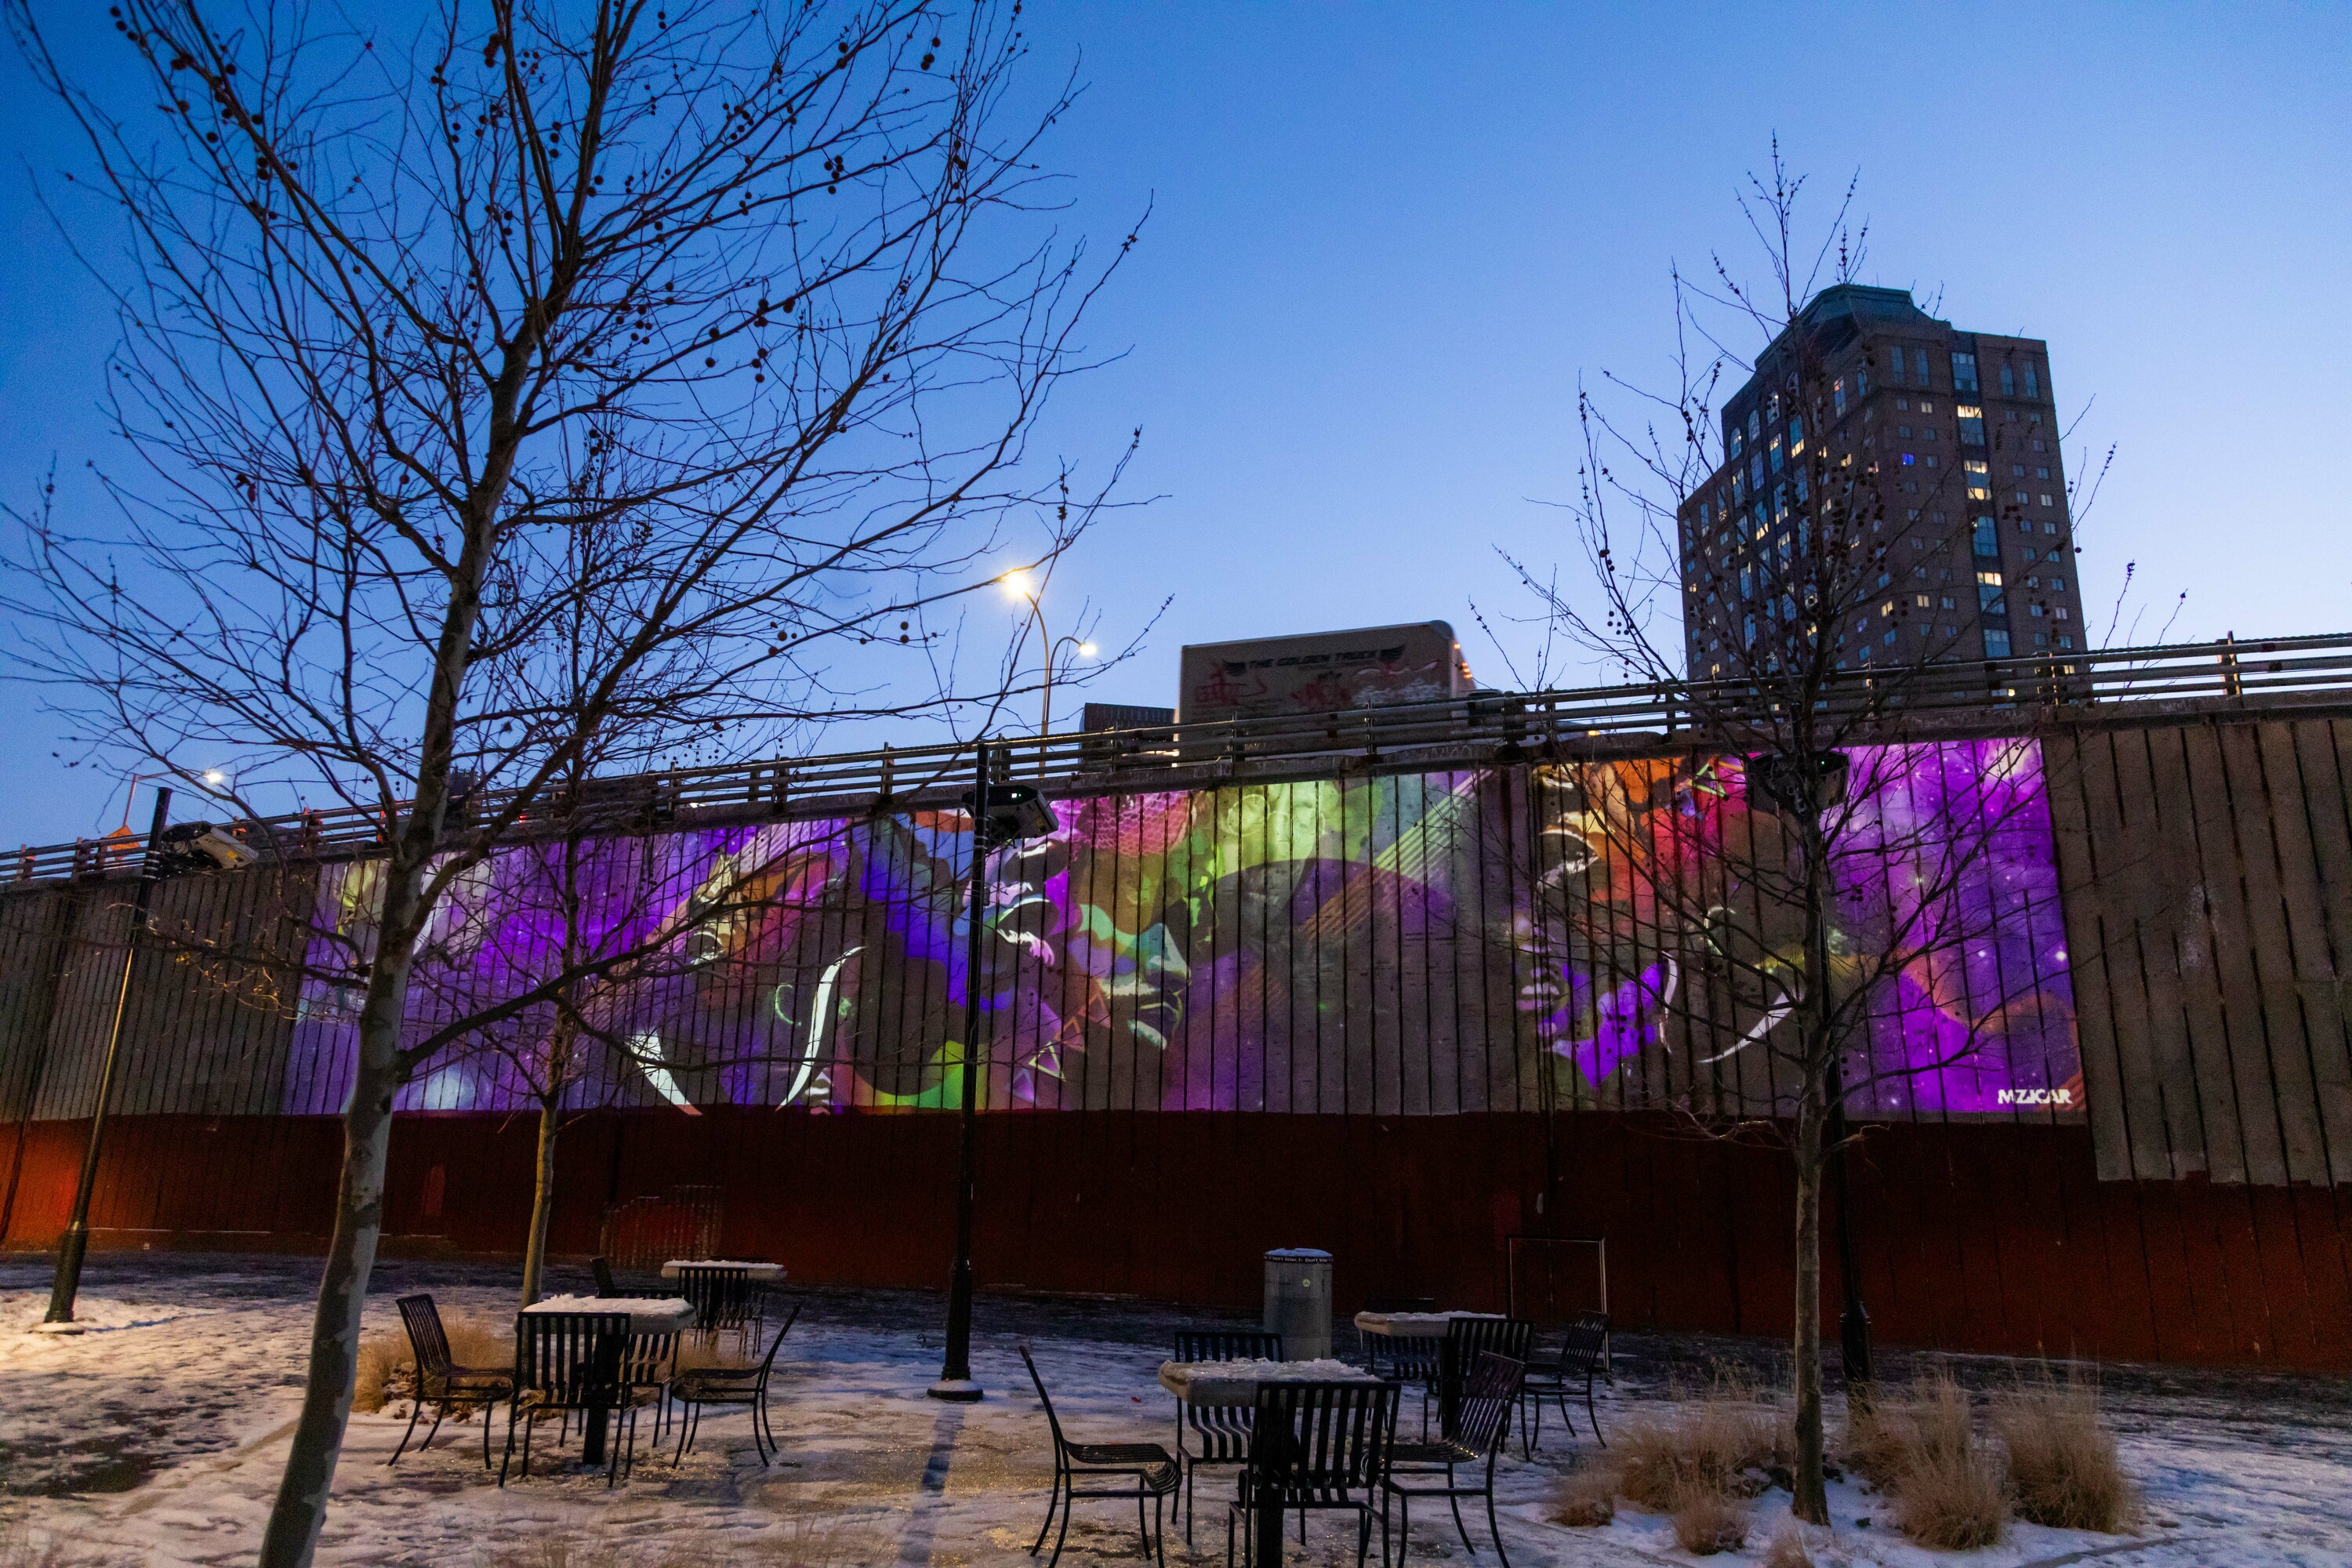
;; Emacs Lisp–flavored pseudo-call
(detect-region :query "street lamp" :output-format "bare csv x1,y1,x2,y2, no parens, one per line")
996,570,1096,778
927,740,1058,1402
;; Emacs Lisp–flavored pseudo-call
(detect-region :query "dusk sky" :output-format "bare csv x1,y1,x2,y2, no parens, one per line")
3,2,2347,848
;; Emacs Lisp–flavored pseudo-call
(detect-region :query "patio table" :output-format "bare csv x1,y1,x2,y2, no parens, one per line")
1350,1309,1501,1339
524,1294,697,1333
519,1296,694,1465
659,1258,786,1281
1157,1358,1386,1568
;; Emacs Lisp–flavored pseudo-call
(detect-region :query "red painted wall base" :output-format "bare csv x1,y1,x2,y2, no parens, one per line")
3,1109,2347,1369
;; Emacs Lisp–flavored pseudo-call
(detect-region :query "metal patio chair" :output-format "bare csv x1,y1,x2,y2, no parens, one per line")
1225,1378,1398,1568
668,1303,799,1466
676,1263,764,1352
1020,1342,1177,1568
1171,1329,1284,1543
499,1311,634,1486
1381,1352,1526,1566
387,1293,514,1469
1518,1310,1609,1456
1426,1317,1532,1439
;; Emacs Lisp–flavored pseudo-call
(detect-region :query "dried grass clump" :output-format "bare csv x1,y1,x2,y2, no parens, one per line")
1992,1370,2141,1534
445,1314,515,1370
1761,1522,1815,1568
1669,1490,1750,1555
1846,1371,2005,1550
1547,1463,1618,1527
1616,1370,1790,1512
1893,1435,2007,1550
354,1312,514,1416
352,1330,407,1414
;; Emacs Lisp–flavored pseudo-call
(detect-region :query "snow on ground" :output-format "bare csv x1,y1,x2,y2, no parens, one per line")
3,1254,2350,1566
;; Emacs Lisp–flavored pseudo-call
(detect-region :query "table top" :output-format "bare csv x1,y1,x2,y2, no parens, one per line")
659,1259,786,1280
1352,1310,1504,1337
521,1294,697,1331
1158,1357,1382,1406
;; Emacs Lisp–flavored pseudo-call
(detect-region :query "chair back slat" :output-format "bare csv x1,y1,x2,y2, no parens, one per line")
515,1312,630,1406
619,1330,676,1386
1248,1381,1396,1504
396,1294,455,1380
1173,1329,1283,1364
1174,1330,1280,1438
1456,1352,1526,1458
678,1265,757,1332
1559,1308,1610,1372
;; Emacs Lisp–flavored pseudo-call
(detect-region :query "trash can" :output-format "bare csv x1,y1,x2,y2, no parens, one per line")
1263,1247,1334,1361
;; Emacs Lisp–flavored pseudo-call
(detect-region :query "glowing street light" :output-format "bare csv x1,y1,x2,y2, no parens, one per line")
994,569,1097,778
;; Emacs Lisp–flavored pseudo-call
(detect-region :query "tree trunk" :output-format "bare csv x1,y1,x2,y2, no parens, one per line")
256,960,410,1568
1791,796,1835,1525
519,1096,562,1308
1790,1089,1830,1524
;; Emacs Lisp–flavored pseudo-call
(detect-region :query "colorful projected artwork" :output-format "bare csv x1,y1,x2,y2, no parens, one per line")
281,743,2079,1120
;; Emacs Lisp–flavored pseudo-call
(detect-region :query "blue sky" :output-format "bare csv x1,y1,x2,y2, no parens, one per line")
3,2,2347,847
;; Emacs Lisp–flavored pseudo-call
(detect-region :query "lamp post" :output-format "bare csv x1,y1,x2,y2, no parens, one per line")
996,570,1094,778
42,786,173,1331
929,739,993,1403
929,741,1059,1401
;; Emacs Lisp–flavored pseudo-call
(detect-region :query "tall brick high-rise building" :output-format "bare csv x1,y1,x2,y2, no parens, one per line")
1677,285,2084,682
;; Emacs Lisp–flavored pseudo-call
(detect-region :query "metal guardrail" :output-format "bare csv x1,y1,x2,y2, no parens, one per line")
10,632,2350,887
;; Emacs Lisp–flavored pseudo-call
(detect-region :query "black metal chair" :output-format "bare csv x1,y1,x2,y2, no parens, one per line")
1225,1379,1398,1568
1356,1296,1436,1375
499,1311,634,1486
1170,1329,1283,1543
676,1263,764,1352
667,1303,799,1466
1382,1352,1525,1566
1518,1310,1609,1457
1426,1318,1533,1439
387,1293,514,1469
1020,1342,1177,1568
619,1329,680,1446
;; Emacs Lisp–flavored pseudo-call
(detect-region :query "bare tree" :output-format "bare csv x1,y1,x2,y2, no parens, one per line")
1508,149,2082,1522
1,0,1131,1559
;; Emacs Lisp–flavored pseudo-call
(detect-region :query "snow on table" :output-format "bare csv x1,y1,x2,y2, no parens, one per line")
519,1294,695,1333
658,1258,786,1280
1352,1309,1502,1338
1158,1356,1382,1406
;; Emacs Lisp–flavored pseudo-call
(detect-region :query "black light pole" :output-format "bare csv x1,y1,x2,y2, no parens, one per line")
43,786,172,1330
929,740,993,1402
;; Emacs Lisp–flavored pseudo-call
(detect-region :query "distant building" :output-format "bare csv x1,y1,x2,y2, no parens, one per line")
1177,622,1471,724
1677,285,2085,681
